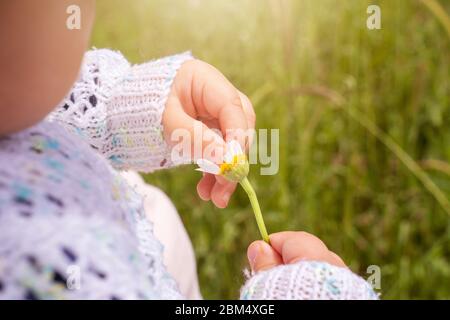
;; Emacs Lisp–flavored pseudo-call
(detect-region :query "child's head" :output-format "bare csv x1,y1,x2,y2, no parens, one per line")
0,0,95,136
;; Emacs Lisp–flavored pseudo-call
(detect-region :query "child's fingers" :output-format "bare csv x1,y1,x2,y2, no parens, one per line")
281,235,330,265
269,231,328,255
197,173,215,201
269,231,345,267
237,91,256,149
166,60,256,209
163,95,226,162
328,251,347,268
247,240,283,272
223,91,256,151
210,179,237,208
184,60,249,150
197,174,237,208
268,231,299,254
200,75,249,147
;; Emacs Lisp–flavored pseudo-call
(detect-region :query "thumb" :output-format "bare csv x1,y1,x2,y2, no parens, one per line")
247,240,283,272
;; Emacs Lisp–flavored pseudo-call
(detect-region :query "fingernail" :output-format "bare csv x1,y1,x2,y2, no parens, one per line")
222,191,231,205
247,244,259,268
199,193,210,201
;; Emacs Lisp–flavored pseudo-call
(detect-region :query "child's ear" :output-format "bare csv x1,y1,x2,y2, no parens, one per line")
0,0,95,135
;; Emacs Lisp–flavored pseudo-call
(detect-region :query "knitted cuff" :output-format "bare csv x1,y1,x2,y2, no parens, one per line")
240,261,379,300
49,49,193,172
108,51,194,171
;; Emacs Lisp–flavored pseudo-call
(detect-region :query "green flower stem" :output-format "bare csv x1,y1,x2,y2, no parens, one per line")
239,177,270,243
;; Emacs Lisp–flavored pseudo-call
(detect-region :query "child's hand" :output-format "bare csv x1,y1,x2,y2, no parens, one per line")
247,231,346,272
163,59,255,208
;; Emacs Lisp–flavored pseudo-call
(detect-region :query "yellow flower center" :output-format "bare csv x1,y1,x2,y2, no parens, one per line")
219,155,246,174
219,163,231,174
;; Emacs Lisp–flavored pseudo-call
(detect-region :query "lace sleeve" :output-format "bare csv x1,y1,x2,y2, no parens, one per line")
48,49,193,172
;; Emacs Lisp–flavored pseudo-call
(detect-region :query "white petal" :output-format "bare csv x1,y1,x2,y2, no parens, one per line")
224,151,233,163
228,140,243,156
224,140,243,162
196,159,220,175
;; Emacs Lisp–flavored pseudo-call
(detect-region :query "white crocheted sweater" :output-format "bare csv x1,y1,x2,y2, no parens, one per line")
0,49,378,300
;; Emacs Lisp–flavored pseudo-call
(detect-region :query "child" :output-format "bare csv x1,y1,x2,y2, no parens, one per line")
0,0,377,299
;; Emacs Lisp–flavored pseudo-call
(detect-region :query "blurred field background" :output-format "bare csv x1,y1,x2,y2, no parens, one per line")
92,0,450,299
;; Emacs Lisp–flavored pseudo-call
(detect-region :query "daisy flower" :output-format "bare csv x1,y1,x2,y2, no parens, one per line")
196,140,270,243
196,140,249,182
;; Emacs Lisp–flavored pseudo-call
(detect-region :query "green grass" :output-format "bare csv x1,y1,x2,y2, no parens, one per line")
92,0,450,299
